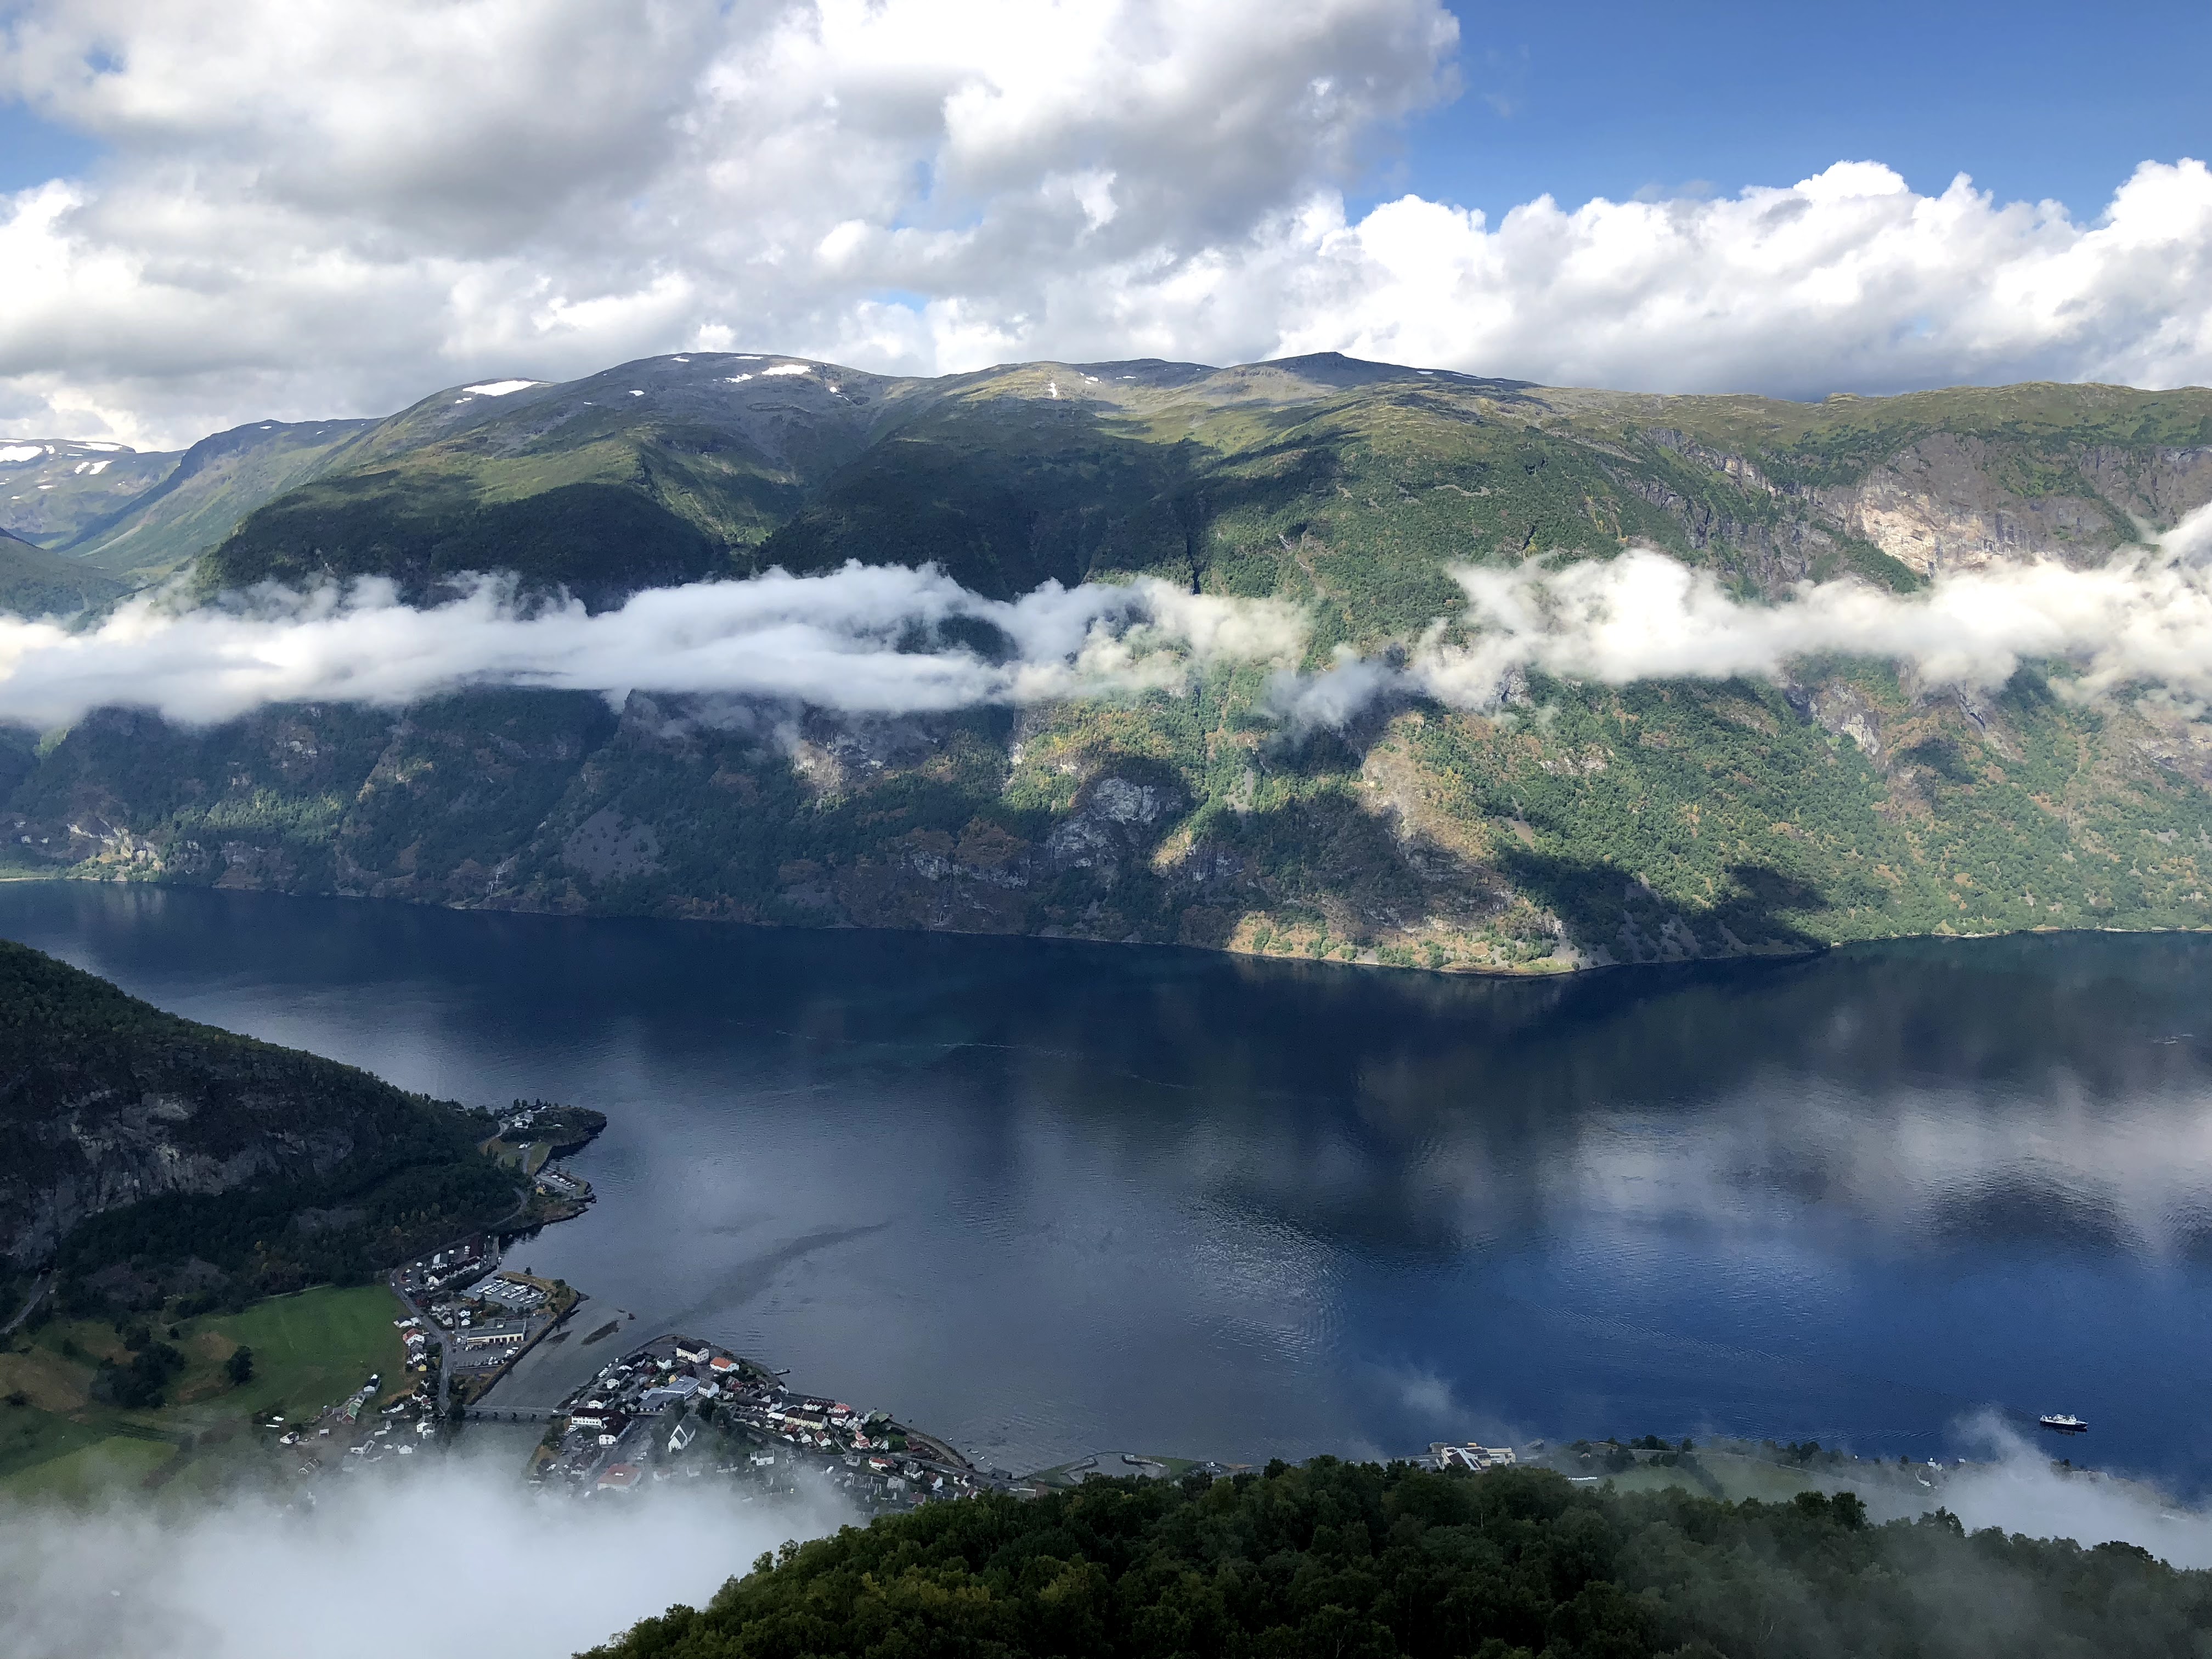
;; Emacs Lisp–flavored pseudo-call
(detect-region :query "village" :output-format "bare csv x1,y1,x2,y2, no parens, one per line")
529,1331,1019,1510
391,1241,580,1410
247,1232,1620,1516
255,1362,444,1480
235,1112,1534,1510
294,1222,1529,1508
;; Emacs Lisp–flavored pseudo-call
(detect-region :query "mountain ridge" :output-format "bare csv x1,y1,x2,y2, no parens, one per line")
3,351,2210,975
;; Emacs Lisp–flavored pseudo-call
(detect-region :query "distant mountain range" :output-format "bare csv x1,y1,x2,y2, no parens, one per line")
3,351,2210,971
0,419,373,603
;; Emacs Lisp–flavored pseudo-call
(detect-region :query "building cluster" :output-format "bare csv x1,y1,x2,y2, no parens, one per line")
341,1380,441,1468
1426,1442,1520,1472
395,1235,498,1302
262,1367,439,1479
395,1314,434,1375
538,1333,1004,1510
413,1269,560,1374
392,1244,569,1401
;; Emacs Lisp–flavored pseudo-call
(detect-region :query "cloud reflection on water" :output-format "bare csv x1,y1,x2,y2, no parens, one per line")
8,888,2212,1482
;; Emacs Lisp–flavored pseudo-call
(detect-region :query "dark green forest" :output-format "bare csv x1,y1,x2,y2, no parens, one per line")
592,1461,2211,1659
0,938,515,1308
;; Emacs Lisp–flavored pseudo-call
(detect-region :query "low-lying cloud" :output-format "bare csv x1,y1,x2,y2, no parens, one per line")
0,563,1308,729
7,1423,2212,1659
0,1449,850,1659
7,506,2212,733
1274,499,2212,727
1923,1417,2212,1570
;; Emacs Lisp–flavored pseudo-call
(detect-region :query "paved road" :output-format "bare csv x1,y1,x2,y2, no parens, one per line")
1,1273,51,1337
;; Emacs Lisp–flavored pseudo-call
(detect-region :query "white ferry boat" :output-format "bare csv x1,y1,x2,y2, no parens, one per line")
2037,1413,2089,1434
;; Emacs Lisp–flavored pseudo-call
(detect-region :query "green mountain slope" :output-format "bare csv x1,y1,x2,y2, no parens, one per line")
0,527,122,616
0,419,382,591
187,352,2212,612
199,359,894,606
0,938,512,1301
4,353,2211,972
66,417,377,585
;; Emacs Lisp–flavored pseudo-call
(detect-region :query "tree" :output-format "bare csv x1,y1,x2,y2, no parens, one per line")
225,1345,255,1386
585,1462,2212,1659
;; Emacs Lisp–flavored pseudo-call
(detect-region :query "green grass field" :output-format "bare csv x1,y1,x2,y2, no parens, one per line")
199,1283,409,1423
1597,1450,1824,1503
0,1283,407,1499
4,1435,177,1502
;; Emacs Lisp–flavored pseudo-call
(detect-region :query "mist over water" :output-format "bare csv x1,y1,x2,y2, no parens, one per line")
8,885,2212,1500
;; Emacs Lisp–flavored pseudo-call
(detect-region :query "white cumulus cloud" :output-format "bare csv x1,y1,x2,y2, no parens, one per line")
1266,158,2212,400
0,1,2205,448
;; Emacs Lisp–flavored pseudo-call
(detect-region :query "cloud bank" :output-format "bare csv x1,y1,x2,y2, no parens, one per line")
1274,500,2212,727
1927,1418,2212,1570
0,1,2208,447
0,1453,849,1659
7,507,2212,732
0,564,1308,729
4,1424,2211,1659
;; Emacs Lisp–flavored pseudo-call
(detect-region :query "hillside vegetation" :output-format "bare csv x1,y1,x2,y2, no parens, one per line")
591,1459,2212,1659
0,527,122,615
0,938,514,1310
5,353,2211,972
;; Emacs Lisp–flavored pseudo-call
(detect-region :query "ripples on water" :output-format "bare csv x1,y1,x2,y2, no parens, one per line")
7,884,2212,1486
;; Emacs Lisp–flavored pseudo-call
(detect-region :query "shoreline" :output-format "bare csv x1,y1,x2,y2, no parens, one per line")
7,866,2210,982
474,1307,2187,1525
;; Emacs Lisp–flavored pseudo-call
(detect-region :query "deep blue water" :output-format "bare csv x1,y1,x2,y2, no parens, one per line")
7,882,2212,1486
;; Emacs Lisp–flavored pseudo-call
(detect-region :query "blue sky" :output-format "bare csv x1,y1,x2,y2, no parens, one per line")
0,100,97,193
1378,1,2212,221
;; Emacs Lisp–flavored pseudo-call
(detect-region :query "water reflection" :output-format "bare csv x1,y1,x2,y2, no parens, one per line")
6,884,2212,1486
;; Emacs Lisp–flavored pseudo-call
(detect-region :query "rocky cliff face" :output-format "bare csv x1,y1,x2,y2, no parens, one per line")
1809,436,2212,577
7,1087,360,1268
0,939,494,1269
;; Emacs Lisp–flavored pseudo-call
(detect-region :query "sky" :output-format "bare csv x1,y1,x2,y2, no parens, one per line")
0,0,2208,449
1404,1,2212,225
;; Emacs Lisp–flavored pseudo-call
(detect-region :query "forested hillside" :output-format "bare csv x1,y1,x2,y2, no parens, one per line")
5,353,2211,973
0,526,120,615
0,939,512,1310
591,1460,2212,1659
